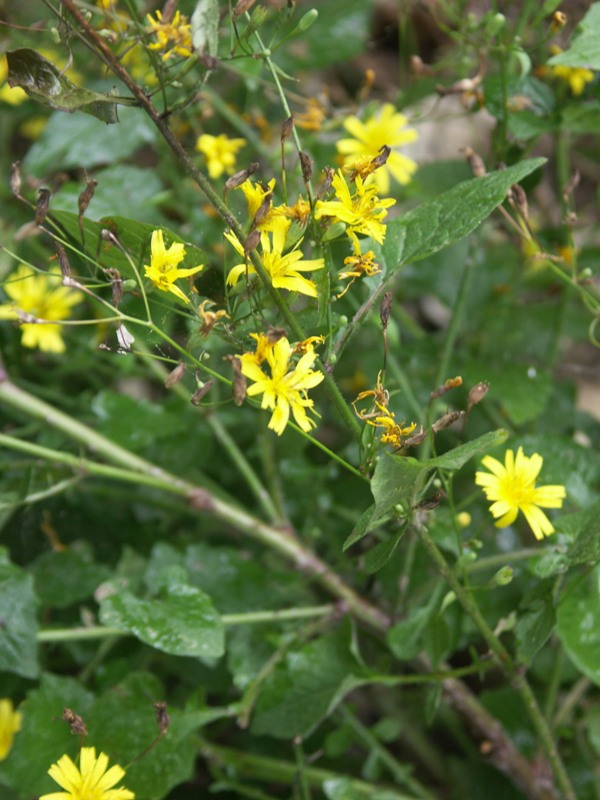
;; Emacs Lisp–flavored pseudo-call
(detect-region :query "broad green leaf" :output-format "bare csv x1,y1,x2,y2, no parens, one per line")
24,106,156,177
383,159,546,270
86,672,196,800
0,674,94,797
426,429,508,471
387,585,445,661
99,580,225,658
515,592,555,665
556,565,600,687
191,0,219,57
0,549,39,679
463,363,551,425
343,503,380,551
251,623,367,738
7,49,123,123
563,501,600,568
363,523,407,574
31,548,110,608
548,5,600,68
50,211,207,280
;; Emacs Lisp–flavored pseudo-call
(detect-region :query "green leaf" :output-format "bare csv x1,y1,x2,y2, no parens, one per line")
24,106,156,177
191,0,219,57
99,579,225,658
87,672,196,800
556,564,600,687
425,429,508,471
548,5,600,68
31,547,111,609
387,585,444,661
251,623,367,738
363,523,408,574
515,592,556,665
6,49,122,123
386,159,546,269
0,674,94,797
323,778,413,800
0,548,39,679
564,501,600,568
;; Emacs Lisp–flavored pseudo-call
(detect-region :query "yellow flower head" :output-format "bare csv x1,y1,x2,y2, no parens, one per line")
279,195,311,227
337,103,418,194
475,447,566,540
40,746,134,800
239,335,324,435
225,217,324,298
144,229,204,304
146,9,193,61
0,266,83,353
314,170,395,247
0,699,21,760
545,46,595,95
0,55,28,105
337,249,381,297
196,134,247,180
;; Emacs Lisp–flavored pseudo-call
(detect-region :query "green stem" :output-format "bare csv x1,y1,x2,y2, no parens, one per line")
339,706,434,800
197,738,421,800
415,524,576,800
37,605,336,642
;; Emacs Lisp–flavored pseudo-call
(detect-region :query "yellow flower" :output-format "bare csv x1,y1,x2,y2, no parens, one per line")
475,447,566,540
547,46,594,95
0,55,28,105
225,217,324,298
337,249,381,297
240,336,324,435
144,229,204,304
337,103,418,194
146,10,193,61
236,178,277,229
40,746,134,800
196,134,247,180
314,170,395,247
0,699,21,760
0,266,83,353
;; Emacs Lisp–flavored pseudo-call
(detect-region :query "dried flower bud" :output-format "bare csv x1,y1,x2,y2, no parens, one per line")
10,161,22,199
251,194,273,230
430,376,462,400
233,0,257,17
165,361,186,388
62,708,87,738
403,427,427,447
191,377,214,405
153,701,170,736
380,291,392,331
55,241,71,278
103,268,124,306
563,170,580,204
463,147,486,178
78,173,98,218
227,356,247,406
467,381,489,409
371,145,391,170
299,151,313,183
281,115,294,142
244,228,261,254
35,188,51,225
316,167,334,199
431,410,464,433
509,183,529,221
224,162,260,194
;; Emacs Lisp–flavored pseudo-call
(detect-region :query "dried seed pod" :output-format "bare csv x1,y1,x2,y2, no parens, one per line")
371,145,391,170
78,173,98,218
55,241,71,278
431,410,464,433
280,115,294,142
430,376,462,400
403,427,427,448
266,325,286,343
509,183,529,221
467,381,489,409
251,194,273,230
316,167,334,199
244,228,261,254
62,708,88,738
35,188,51,225
233,0,257,17
153,701,170,736
463,147,486,178
299,151,313,183
191,377,214,405
380,291,392,331
165,361,186,388
10,161,22,199
224,162,260,195
227,356,247,406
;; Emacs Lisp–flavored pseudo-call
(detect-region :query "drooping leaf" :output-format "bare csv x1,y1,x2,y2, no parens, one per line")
191,0,219,57
387,585,445,662
548,5,600,69
362,523,408,575
99,578,225,658
515,591,556,665
556,564,600,687
6,48,125,123
0,548,39,679
382,159,546,270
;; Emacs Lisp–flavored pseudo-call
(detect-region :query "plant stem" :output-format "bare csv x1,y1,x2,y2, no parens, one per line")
415,524,576,800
